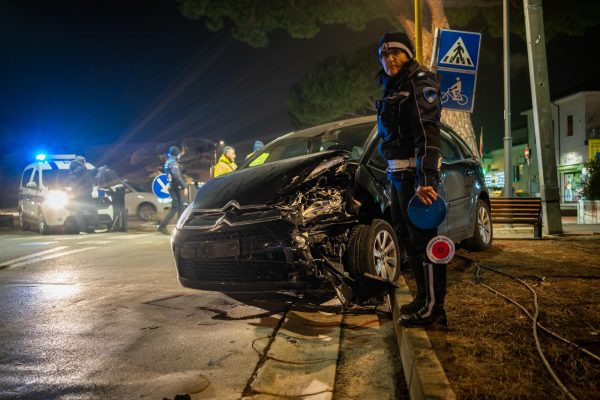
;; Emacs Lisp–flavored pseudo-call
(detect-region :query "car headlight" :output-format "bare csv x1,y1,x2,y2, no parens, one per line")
44,190,69,209
175,203,194,229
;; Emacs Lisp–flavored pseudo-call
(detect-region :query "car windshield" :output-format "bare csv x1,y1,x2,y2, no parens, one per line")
241,121,375,169
42,170,71,189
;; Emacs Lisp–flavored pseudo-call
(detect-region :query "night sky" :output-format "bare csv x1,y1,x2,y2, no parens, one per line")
1,0,598,206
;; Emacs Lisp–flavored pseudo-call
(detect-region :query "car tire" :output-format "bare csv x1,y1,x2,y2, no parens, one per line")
464,199,493,251
137,203,157,221
37,209,49,235
19,209,30,231
345,219,401,283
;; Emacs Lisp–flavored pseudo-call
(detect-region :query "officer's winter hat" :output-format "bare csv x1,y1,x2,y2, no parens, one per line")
253,140,264,152
377,32,415,60
168,146,181,157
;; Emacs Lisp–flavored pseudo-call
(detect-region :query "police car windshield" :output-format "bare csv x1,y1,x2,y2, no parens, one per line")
43,170,71,189
241,122,375,169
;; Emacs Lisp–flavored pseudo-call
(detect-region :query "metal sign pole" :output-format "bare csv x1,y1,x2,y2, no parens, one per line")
414,0,423,64
523,0,563,234
503,0,513,198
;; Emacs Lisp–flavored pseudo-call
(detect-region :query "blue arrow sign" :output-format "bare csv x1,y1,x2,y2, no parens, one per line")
152,174,170,199
436,29,481,72
438,69,477,112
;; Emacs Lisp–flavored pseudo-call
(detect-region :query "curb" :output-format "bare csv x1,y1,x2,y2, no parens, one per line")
392,277,456,400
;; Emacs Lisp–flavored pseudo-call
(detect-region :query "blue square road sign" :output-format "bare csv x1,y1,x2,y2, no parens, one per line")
436,29,481,72
437,69,477,112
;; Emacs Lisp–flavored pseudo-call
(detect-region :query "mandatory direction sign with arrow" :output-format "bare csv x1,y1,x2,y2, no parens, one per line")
152,174,171,199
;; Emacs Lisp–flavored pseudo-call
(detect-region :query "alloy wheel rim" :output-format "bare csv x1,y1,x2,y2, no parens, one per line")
373,230,397,279
478,206,491,244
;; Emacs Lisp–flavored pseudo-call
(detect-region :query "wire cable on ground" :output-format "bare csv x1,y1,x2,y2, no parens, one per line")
470,260,596,400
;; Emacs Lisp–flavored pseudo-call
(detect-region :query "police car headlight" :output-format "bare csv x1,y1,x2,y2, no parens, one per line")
45,190,69,209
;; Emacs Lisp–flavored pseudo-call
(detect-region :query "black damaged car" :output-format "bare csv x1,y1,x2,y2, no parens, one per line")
171,116,492,304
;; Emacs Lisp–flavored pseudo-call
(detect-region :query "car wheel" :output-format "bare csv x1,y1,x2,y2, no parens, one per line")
345,219,401,282
464,199,493,251
137,203,157,221
38,209,49,235
19,209,30,230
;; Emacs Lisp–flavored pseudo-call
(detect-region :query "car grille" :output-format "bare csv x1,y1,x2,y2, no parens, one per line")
179,226,292,258
178,259,296,282
176,224,299,282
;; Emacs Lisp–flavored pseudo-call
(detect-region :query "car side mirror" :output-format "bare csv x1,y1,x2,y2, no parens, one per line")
26,182,37,189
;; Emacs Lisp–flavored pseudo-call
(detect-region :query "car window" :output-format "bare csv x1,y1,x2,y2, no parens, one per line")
440,131,462,162
367,138,388,171
451,132,475,159
242,122,374,168
42,170,71,189
21,168,33,187
32,169,39,186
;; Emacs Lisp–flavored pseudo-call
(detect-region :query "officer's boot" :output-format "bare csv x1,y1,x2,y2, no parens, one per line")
399,263,447,327
400,257,426,314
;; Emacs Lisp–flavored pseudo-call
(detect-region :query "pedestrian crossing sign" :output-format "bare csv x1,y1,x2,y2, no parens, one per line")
436,29,481,72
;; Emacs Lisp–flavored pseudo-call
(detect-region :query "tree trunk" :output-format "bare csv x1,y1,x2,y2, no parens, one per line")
384,0,478,154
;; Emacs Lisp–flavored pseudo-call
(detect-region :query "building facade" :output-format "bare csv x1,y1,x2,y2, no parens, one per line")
522,91,600,204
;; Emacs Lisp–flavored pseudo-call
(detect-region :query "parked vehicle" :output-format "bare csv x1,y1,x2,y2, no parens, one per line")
18,154,113,234
120,180,170,221
170,116,492,303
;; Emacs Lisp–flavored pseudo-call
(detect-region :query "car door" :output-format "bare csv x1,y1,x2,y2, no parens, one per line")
439,129,471,238
19,167,36,221
361,136,450,235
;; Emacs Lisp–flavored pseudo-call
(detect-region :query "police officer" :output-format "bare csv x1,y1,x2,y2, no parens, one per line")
375,32,446,327
96,166,128,232
158,146,188,234
69,156,97,234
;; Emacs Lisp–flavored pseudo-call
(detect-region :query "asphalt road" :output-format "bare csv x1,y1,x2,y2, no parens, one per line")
0,226,405,400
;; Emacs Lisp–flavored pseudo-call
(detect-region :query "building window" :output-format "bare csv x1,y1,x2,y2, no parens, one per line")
567,115,574,137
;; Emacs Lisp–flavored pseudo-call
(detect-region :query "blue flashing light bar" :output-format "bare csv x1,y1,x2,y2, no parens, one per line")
36,154,47,161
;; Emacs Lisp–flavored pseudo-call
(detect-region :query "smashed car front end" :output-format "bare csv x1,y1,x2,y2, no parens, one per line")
171,152,361,293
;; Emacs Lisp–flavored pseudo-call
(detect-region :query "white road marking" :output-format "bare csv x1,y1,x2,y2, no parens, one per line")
6,247,98,269
19,242,59,246
76,241,113,245
106,233,154,240
1,246,70,266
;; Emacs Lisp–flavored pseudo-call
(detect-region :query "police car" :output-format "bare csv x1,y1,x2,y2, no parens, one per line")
18,154,114,234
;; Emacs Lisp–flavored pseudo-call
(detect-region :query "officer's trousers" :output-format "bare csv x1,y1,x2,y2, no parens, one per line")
158,188,185,230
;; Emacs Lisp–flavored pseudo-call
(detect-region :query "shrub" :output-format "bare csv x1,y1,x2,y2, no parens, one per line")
582,159,600,200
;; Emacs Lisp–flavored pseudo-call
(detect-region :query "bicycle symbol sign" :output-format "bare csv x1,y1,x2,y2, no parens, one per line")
437,70,476,112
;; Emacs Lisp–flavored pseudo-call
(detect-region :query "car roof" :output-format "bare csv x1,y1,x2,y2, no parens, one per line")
275,115,377,141
23,160,96,171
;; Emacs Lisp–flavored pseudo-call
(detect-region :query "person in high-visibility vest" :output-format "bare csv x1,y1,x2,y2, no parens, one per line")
214,146,237,177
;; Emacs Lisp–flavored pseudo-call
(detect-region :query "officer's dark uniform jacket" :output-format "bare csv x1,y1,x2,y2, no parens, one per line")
377,61,442,187
68,158,93,197
165,156,186,192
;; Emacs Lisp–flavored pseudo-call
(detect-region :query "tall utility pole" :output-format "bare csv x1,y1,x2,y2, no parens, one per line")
523,0,563,234
503,0,513,197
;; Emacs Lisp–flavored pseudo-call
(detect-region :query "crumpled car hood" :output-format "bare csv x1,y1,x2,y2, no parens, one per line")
192,151,349,210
